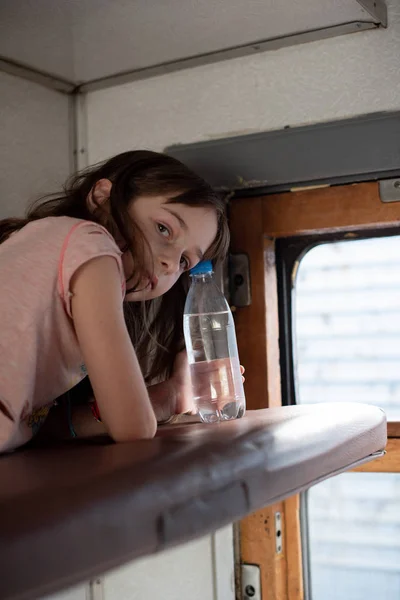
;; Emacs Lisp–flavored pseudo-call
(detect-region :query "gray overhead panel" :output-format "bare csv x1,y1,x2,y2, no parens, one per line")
0,0,387,92
166,112,400,192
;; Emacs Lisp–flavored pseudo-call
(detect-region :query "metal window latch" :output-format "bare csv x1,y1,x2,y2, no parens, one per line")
379,178,400,203
275,511,283,554
241,564,261,600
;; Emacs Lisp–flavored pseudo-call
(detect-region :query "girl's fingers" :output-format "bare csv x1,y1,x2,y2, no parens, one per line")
242,376,245,383
240,365,245,374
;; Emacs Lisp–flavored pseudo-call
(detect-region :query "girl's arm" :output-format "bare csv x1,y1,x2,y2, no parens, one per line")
35,347,243,442
35,351,194,443
147,350,196,421
70,255,157,442
33,403,108,442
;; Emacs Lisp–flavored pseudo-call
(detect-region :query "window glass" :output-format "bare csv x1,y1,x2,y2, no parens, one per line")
295,236,400,599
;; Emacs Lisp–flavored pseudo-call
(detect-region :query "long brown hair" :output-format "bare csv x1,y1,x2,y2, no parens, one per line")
0,150,230,383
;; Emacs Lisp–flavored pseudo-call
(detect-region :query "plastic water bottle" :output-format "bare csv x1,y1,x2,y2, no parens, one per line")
183,260,246,423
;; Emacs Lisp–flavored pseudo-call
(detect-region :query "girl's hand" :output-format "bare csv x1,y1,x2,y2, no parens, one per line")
146,352,194,422
171,350,196,415
171,350,245,416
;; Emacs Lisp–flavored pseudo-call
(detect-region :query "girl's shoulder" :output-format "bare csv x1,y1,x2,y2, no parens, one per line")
5,216,120,255
56,216,122,262
1,215,123,286
20,216,115,243
57,217,126,316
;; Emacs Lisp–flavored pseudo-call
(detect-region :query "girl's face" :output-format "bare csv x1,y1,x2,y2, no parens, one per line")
124,195,218,301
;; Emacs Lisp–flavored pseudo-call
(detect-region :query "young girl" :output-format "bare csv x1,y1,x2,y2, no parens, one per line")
0,150,230,453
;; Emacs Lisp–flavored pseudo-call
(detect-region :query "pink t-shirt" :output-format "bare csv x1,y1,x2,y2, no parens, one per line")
0,216,126,452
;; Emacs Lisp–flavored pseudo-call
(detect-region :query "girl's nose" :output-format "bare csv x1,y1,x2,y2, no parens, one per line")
160,255,180,275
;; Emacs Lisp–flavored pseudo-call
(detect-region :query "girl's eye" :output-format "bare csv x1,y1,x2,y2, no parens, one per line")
180,256,190,270
157,223,170,237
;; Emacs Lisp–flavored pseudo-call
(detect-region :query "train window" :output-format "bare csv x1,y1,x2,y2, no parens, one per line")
305,472,400,599
295,236,400,599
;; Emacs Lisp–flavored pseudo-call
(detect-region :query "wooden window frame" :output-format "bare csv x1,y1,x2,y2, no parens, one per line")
229,181,400,600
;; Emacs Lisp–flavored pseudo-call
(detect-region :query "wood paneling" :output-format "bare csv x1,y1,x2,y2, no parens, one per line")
230,197,302,599
284,495,303,600
352,438,400,473
240,502,288,600
388,422,400,438
231,181,400,600
229,197,269,410
264,238,282,409
239,497,303,600
262,182,400,238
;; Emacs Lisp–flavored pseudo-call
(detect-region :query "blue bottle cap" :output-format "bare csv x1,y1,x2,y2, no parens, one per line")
189,260,213,275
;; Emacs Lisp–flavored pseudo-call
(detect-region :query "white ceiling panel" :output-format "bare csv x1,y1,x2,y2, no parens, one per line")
72,0,383,83
0,0,74,81
0,0,386,88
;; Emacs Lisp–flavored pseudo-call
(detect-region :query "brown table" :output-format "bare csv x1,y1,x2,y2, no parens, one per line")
0,403,386,600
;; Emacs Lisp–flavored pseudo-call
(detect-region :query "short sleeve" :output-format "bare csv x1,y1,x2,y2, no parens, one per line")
58,221,126,317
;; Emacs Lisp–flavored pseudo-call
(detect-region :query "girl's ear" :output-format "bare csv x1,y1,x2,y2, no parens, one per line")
87,178,112,213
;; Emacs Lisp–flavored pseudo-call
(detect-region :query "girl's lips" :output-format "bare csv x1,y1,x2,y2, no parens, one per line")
145,273,158,290
150,275,158,290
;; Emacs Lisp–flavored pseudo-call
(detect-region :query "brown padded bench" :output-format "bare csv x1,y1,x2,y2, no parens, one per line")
0,402,386,600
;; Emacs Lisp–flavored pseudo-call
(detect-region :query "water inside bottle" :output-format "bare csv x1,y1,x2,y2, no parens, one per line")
184,311,246,423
